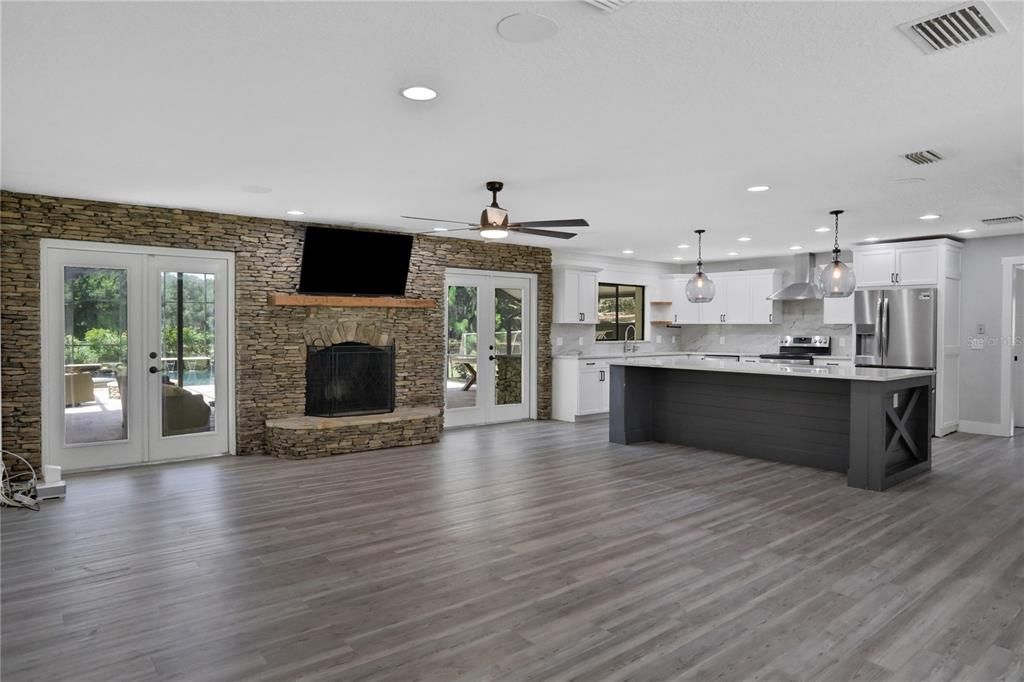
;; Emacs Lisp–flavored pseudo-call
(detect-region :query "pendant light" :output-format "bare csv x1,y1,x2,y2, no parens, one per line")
685,229,715,303
818,209,856,297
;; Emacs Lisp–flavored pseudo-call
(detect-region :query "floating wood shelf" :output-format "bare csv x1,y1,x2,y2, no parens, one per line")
650,301,673,305
651,320,674,325
267,293,436,309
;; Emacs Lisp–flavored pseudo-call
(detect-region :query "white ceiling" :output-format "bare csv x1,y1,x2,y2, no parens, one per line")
3,1,1022,264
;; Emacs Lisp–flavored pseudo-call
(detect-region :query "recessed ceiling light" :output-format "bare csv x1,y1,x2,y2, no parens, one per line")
401,86,437,101
814,226,830,232
737,237,752,242
957,228,977,233
432,226,449,232
746,185,770,192
727,251,739,256
789,245,803,250
919,214,941,220
676,243,690,249
286,210,304,216
864,237,881,242
622,249,634,255
672,256,684,260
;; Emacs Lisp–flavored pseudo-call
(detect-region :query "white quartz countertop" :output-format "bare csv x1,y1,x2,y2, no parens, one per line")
607,357,933,382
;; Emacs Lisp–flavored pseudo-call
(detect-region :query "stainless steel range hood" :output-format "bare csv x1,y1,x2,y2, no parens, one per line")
767,253,822,300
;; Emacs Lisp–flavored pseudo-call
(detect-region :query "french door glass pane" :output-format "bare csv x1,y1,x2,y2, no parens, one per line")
63,266,128,444
159,271,216,436
446,285,478,410
494,287,523,406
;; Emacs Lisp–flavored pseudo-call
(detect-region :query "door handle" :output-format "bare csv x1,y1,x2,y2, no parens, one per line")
769,313,773,323
579,312,584,322
149,366,159,374
890,273,895,284
875,295,884,359
599,370,605,381
881,296,890,359
488,355,495,361
895,273,901,284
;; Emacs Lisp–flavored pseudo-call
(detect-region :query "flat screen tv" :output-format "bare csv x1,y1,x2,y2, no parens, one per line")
299,227,414,296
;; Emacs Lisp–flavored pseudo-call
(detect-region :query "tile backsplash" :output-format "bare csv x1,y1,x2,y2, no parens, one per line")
551,299,850,356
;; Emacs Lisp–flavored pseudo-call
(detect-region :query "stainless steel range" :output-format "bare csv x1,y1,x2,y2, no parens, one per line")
759,336,831,365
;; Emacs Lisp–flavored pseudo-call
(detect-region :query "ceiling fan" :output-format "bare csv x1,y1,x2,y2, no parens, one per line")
402,181,589,239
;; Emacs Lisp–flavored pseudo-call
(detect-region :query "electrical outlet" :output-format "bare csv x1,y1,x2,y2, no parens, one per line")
838,337,846,348
656,335,663,343
976,324,985,335
555,337,563,347
719,336,726,345
578,336,584,345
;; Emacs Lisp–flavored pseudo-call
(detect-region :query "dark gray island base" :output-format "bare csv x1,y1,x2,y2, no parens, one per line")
608,361,935,491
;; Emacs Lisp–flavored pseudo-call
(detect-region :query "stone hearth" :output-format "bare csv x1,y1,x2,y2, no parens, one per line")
265,407,441,459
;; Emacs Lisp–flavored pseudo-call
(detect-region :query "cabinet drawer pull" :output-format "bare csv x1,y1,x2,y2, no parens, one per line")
585,362,596,366
769,313,773,323
599,370,606,381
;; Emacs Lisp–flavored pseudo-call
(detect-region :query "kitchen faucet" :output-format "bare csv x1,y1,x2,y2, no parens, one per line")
624,325,638,353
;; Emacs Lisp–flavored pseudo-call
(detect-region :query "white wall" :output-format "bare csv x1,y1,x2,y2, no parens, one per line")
959,234,1024,427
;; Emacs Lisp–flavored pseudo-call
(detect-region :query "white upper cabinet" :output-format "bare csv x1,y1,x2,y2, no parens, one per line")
666,270,780,325
853,249,897,287
553,266,600,323
745,271,782,324
894,245,939,286
853,244,939,288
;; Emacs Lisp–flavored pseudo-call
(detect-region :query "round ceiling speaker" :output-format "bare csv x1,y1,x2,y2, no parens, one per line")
497,13,558,43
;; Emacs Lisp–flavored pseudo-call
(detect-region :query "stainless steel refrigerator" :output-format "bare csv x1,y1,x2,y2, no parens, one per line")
855,288,937,369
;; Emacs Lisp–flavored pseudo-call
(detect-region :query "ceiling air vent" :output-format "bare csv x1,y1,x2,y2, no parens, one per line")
980,215,1024,225
899,2,1008,54
904,150,944,165
582,0,634,13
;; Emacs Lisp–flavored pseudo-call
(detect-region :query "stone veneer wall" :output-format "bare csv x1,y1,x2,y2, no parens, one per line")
1,191,553,468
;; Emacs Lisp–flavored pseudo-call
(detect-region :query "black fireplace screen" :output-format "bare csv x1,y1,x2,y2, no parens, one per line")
305,342,395,417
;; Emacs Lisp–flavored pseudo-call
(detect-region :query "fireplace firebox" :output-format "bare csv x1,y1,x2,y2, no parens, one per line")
305,342,395,417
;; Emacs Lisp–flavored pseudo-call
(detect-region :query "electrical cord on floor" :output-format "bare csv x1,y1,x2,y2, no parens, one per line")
1,449,39,511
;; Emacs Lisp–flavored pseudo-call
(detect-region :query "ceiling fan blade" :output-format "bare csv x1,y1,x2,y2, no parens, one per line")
401,215,479,226
508,219,589,228
420,227,478,233
511,227,577,239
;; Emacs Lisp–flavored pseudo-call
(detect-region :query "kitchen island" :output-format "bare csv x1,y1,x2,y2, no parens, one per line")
609,358,935,491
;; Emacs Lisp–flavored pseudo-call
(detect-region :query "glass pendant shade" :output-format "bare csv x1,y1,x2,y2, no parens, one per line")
685,228,715,303
818,258,856,297
818,209,855,297
686,270,715,303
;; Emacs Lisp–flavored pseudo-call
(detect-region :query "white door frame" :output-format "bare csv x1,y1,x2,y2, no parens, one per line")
998,255,1024,436
444,268,538,427
40,239,236,470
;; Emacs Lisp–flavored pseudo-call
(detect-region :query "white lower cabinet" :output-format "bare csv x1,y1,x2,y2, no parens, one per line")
553,357,610,421
578,367,608,415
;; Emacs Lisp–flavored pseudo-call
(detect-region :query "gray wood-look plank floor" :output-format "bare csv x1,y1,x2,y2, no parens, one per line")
3,419,1022,681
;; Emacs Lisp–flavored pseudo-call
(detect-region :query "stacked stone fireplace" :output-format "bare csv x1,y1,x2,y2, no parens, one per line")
264,319,441,459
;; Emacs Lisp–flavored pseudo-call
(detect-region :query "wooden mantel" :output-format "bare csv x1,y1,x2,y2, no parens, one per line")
267,293,436,309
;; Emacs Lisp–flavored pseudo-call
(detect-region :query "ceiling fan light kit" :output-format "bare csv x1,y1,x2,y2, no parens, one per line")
402,180,589,240
685,229,716,303
818,209,857,298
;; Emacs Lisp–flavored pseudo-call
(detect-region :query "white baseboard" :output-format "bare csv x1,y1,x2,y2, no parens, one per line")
957,420,1011,437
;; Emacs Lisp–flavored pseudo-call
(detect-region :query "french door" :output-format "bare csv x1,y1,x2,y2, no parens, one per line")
444,270,535,427
42,241,233,471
